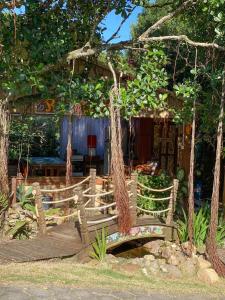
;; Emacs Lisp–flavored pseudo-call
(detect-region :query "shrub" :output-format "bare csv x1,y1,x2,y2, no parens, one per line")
137,172,172,211
16,184,35,213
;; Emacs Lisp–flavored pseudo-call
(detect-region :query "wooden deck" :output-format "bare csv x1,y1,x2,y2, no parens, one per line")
0,217,177,263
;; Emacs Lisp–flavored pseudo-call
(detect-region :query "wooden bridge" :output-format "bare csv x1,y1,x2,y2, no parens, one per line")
0,170,179,263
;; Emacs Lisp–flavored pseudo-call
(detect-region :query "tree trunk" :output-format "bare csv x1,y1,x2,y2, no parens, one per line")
188,99,196,247
206,75,225,277
0,96,10,195
108,61,131,234
66,112,72,186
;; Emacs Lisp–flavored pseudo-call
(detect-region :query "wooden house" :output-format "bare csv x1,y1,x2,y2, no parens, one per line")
9,58,191,179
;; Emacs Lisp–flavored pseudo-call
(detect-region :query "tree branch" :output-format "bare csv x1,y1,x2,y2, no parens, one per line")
139,0,197,40
140,35,225,51
106,6,136,44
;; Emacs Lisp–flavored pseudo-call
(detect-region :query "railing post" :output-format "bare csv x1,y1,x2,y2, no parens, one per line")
77,186,90,245
89,168,96,207
11,177,17,206
130,172,138,226
32,182,47,235
166,179,179,225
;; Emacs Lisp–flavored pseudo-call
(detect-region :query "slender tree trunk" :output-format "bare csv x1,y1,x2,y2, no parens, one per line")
66,112,72,186
0,96,10,195
206,75,225,277
188,99,196,247
108,61,131,234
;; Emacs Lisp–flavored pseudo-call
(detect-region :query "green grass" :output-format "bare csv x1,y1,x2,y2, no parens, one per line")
0,261,225,297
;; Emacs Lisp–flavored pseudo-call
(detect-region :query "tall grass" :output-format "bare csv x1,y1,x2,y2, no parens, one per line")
177,206,225,247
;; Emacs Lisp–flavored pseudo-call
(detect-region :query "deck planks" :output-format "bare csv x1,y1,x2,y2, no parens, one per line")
0,217,178,263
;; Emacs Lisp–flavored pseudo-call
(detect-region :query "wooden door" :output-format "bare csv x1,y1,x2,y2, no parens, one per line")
153,121,178,175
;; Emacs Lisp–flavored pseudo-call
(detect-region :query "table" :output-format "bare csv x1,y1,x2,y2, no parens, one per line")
28,157,66,176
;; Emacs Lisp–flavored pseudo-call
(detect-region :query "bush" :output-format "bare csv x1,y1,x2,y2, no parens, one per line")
16,184,35,213
137,172,172,211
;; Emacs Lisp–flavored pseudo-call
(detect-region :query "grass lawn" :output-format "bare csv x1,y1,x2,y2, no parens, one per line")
0,260,225,298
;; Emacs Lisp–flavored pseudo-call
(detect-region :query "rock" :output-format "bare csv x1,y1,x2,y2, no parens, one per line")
132,257,144,265
142,267,148,276
197,268,219,284
179,258,197,277
181,241,197,256
147,260,160,274
167,255,179,266
143,254,155,266
167,265,183,278
105,254,118,264
161,246,173,259
197,256,211,270
143,240,164,256
113,263,141,274
159,265,168,273
197,244,206,255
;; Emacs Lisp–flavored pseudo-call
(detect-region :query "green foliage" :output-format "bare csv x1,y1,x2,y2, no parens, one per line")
9,116,60,159
0,193,8,211
45,208,61,217
121,48,169,118
177,206,225,247
137,172,172,211
91,227,107,261
216,217,225,247
16,184,35,213
176,168,188,211
6,220,30,240
173,80,201,124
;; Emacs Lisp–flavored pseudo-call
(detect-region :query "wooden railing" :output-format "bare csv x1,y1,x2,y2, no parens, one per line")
32,169,179,243
32,169,96,235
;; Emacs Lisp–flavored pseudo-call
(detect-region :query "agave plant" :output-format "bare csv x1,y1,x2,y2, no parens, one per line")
91,227,107,261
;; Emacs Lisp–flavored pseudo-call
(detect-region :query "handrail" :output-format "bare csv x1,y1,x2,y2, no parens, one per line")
49,211,78,219
83,190,113,198
136,206,170,214
84,199,92,207
137,193,172,201
42,195,78,204
83,187,91,194
126,180,134,186
85,202,116,211
87,215,118,225
138,181,173,192
40,176,91,193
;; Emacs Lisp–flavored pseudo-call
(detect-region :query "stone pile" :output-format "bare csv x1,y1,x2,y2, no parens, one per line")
104,240,219,284
1,203,38,239
0,203,60,240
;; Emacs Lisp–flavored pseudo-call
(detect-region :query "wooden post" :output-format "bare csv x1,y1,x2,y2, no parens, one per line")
11,177,17,206
166,179,179,225
32,182,47,235
89,168,96,207
130,173,138,226
77,186,90,245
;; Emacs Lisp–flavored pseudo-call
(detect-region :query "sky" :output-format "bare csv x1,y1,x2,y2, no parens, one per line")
14,4,143,43
101,6,143,42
